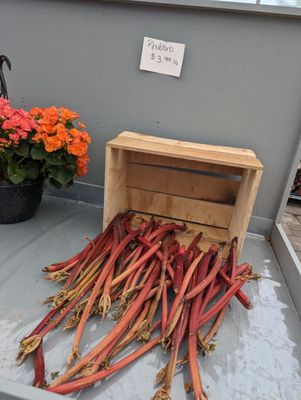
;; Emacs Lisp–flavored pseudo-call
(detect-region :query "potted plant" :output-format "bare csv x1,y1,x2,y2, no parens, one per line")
0,98,91,223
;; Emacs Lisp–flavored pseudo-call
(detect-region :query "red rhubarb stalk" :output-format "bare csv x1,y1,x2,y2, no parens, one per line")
68,228,140,364
111,243,161,288
161,282,168,337
173,246,185,294
208,263,251,303
98,223,120,319
135,235,175,281
17,272,100,364
164,252,203,338
188,271,207,400
218,269,252,309
49,260,161,387
33,341,45,388
153,285,191,399
183,246,224,302
199,277,248,327
229,237,238,281
47,336,161,395
148,223,187,242
186,231,203,255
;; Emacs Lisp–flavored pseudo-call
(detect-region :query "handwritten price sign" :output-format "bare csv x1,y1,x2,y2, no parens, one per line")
140,37,185,78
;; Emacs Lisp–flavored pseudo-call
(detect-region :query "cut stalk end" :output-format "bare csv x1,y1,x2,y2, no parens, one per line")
151,387,171,400
16,335,42,364
67,347,81,367
137,321,151,342
52,289,69,308
44,271,70,282
98,295,112,320
78,361,94,377
64,314,80,330
155,366,167,385
184,382,192,393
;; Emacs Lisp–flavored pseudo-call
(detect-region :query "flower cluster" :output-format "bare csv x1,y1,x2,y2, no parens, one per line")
30,106,91,176
0,99,91,186
0,98,37,146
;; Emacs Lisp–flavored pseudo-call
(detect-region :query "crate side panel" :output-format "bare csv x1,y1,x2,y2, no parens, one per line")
103,147,127,228
229,169,263,256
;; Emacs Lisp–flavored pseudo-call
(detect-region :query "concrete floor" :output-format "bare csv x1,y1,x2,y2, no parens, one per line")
0,196,301,400
281,200,301,261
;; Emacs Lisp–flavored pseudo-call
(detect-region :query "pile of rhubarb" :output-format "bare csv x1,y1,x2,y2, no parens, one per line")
17,212,259,399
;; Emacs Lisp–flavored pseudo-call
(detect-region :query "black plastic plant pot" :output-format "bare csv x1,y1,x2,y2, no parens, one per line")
0,179,45,224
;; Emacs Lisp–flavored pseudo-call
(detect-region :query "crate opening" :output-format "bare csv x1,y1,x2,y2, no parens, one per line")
130,212,231,258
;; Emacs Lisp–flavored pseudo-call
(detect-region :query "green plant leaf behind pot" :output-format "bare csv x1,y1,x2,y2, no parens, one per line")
22,159,40,180
14,142,30,158
7,164,26,184
31,145,46,160
48,165,73,185
49,177,62,189
45,152,66,165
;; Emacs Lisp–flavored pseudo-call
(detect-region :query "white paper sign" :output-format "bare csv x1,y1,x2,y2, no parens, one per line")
140,37,185,78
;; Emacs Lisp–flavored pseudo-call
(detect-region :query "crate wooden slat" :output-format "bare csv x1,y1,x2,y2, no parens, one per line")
104,131,263,257
108,131,263,170
126,163,240,204
128,151,244,176
126,188,234,228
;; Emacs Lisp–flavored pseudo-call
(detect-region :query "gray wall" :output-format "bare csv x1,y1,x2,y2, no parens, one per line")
1,0,301,227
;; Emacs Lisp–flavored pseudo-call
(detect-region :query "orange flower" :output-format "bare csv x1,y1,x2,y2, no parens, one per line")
32,132,44,142
40,106,59,125
80,131,91,144
44,135,63,152
41,124,56,135
29,105,90,177
76,155,89,176
56,123,71,143
30,107,43,118
60,107,79,122
67,140,88,157
69,128,81,138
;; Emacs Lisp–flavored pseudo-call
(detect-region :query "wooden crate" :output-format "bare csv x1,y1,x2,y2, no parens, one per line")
103,131,263,257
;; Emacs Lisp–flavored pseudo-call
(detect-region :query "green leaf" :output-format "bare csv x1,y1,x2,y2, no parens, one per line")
65,163,76,174
14,142,30,158
7,164,26,184
5,149,14,160
49,177,62,189
31,146,46,160
22,159,40,180
64,153,76,163
50,371,60,380
48,166,73,185
45,152,66,165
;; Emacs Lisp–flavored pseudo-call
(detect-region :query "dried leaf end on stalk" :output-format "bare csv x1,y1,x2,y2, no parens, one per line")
155,366,167,385
98,294,112,319
16,335,42,364
64,314,80,330
44,271,70,282
151,388,172,400
67,346,81,366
